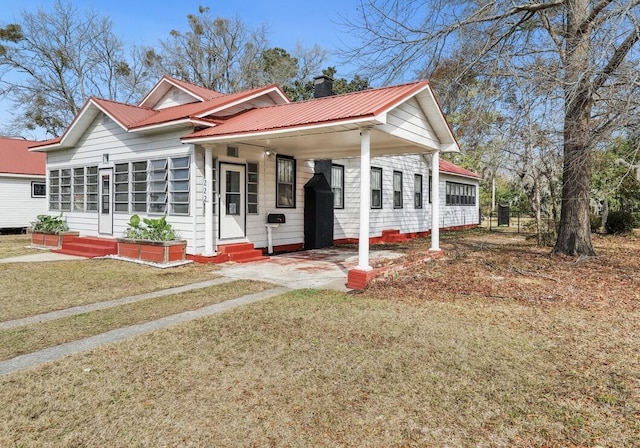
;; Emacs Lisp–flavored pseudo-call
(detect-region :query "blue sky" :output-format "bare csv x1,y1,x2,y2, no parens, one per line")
3,0,362,73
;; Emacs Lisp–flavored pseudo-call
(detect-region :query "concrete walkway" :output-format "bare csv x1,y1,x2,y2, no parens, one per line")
0,286,289,376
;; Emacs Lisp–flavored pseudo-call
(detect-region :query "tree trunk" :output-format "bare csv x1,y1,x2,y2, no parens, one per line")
552,0,597,257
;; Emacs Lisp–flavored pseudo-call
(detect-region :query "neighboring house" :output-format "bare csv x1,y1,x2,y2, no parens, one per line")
0,137,46,231
31,75,479,275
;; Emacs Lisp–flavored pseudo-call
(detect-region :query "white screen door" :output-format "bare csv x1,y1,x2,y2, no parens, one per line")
98,168,113,235
219,163,246,239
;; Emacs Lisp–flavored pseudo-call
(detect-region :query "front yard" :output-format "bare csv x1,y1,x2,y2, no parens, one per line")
0,231,638,446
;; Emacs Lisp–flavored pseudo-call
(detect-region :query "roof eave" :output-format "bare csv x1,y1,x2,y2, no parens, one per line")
182,116,381,145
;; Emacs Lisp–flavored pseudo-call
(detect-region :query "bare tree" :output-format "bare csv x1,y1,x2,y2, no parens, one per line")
343,0,640,256
0,0,153,137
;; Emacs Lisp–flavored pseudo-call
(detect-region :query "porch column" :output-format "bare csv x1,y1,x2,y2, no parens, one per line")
357,127,372,270
430,151,440,252
204,146,215,256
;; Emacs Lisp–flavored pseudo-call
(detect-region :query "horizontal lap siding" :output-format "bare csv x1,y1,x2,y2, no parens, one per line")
334,155,480,239
47,116,196,248
0,177,47,228
245,153,312,249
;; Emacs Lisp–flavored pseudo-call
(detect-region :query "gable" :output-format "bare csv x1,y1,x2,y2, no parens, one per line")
154,86,203,110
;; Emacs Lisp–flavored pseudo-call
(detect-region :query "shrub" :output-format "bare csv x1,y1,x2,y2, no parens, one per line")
30,214,69,234
590,214,602,233
124,214,178,241
605,210,635,234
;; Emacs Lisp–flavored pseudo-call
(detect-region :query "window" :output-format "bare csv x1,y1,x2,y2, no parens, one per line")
414,174,423,209
429,176,432,203
149,159,168,213
32,181,46,198
72,168,85,211
86,166,98,211
393,171,403,209
132,161,148,212
276,155,295,208
371,167,382,209
247,162,259,214
331,164,344,209
49,170,60,210
445,181,476,206
170,156,190,215
60,169,71,211
114,163,129,213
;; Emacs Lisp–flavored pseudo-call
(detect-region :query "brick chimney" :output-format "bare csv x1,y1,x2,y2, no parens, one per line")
313,75,334,98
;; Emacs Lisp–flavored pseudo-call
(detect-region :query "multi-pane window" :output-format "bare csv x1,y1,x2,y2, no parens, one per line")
73,168,85,211
331,164,344,209
393,171,403,209
414,174,423,209
60,169,71,211
429,176,433,203
247,162,259,214
371,167,382,209
47,158,191,215
132,161,148,212
445,181,476,206
86,167,98,211
114,163,129,212
49,170,60,210
170,156,190,215
276,155,295,208
149,159,168,213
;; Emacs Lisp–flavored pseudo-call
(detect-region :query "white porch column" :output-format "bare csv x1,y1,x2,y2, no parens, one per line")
430,151,440,252
357,127,372,270
204,146,215,256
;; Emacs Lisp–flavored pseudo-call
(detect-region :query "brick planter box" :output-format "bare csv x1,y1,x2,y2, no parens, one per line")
30,231,80,249
116,239,187,264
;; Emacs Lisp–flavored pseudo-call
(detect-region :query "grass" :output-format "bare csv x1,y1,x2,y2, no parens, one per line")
0,230,639,446
0,259,220,321
0,234,40,259
0,280,273,361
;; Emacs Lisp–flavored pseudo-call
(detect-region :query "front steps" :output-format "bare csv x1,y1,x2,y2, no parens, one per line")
53,236,117,258
217,242,266,263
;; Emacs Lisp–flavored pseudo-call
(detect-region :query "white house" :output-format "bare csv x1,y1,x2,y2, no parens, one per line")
31,76,480,279
0,137,46,232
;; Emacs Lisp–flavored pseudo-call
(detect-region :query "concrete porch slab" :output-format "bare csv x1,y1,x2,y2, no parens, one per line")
214,248,405,291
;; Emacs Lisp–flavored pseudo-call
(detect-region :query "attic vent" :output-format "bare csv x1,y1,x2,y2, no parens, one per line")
100,114,109,125
227,146,239,157
172,89,180,99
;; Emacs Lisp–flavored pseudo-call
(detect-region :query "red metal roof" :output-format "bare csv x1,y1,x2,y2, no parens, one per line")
164,76,224,101
439,159,479,178
92,98,156,128
184,80,431,139
93,84,286,130
0,138,45,175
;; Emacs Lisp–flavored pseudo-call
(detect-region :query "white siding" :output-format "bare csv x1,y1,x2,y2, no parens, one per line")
47,115,197,250
379,98,441,150
0,176,47,228
154,87,200,109
333,154,480,239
